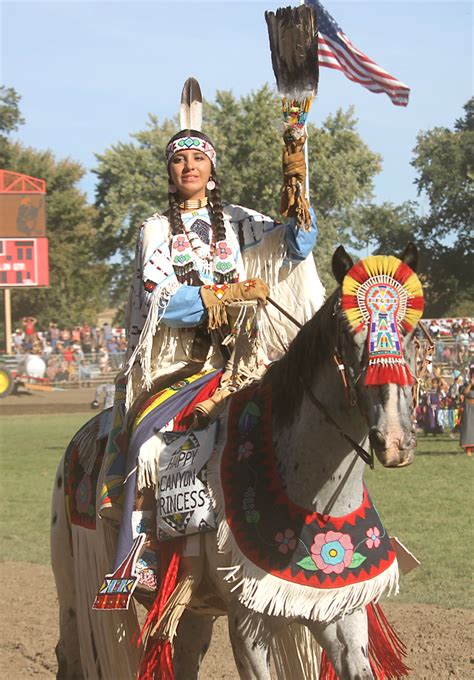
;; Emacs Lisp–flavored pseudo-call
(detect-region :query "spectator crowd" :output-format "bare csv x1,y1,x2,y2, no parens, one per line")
426,317,473,367
415,317,474,454
10,318,127,384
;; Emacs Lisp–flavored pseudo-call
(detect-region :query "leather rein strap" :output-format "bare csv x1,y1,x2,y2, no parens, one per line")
266,296,374,468
300,375,374,468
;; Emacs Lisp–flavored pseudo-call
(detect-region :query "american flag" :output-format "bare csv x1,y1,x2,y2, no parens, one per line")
305,0,410,106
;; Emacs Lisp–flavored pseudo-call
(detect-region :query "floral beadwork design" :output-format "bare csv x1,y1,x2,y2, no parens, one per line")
173,235,190,252
242,486,259,524
215,241,232,260
238,440,254,461
311,531,354,574
275,529,297,554
365,526,381,549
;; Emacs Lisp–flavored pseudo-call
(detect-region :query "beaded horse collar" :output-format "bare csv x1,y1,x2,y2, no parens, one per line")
341,255,424,386
209,384,399,622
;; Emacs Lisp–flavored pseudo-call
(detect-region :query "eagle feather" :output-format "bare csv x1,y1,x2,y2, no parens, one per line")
180,77,203,132
265,5,319,99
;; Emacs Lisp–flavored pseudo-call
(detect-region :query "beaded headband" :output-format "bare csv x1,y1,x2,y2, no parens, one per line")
165,136,217,166
341,255,424,386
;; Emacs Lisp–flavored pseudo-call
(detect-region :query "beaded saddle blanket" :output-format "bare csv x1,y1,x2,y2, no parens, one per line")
209,383,400,622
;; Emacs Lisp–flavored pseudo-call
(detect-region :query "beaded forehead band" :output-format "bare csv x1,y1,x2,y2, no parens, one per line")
165,136,217,166
341,255,424,386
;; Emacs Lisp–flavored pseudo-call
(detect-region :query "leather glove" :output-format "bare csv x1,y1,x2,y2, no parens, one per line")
200,278,270,330
280,134,311,230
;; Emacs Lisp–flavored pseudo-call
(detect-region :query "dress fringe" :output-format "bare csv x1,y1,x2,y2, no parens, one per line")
125,280,180,410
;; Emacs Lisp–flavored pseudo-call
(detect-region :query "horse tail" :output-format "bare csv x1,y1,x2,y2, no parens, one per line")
51,416,140,679
270,623,321,680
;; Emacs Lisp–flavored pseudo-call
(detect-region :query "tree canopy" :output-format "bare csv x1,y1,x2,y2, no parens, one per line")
0,85,25,166
365,98,473,316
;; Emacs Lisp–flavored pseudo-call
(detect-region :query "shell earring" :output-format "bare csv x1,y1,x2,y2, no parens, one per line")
168,182,177,194
206,179,216,191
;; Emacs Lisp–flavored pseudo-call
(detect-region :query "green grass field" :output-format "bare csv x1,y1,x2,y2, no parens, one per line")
0,415,472,609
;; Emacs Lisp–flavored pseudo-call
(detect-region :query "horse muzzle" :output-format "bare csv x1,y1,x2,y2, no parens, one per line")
369,428,415,468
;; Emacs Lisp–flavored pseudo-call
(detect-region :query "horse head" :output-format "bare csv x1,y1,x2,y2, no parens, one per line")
332,243,423,468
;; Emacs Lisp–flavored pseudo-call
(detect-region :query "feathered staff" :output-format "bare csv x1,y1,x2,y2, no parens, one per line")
180,76,203,131
265,5,319,229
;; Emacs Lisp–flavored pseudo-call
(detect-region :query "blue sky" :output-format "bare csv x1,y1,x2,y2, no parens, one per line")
1,1,472,210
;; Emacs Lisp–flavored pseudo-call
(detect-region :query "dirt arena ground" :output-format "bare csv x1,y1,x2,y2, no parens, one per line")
1,387,473,679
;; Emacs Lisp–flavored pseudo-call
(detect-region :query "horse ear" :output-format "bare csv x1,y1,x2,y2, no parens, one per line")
332,246,354,285
400,242,419,272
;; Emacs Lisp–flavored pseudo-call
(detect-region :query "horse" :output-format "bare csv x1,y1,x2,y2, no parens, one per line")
51,245,422,680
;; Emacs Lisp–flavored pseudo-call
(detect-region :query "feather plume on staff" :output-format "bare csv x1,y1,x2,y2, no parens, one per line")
265,5,319,230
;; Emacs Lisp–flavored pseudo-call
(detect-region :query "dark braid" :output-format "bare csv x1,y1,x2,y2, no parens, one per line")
168,191,185,236
208,175,226,243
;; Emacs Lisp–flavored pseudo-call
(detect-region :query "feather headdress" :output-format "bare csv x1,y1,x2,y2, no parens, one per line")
180,77,203,132
341,255,424,386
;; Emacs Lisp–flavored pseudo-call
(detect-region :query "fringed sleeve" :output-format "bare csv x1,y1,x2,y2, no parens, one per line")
225,204,325,362
124,214,181,407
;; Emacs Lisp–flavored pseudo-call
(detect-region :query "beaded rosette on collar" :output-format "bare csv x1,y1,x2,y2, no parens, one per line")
165,135,217,165
341,255,424,386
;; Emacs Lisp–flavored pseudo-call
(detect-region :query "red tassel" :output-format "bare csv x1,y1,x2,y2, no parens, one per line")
319,603,410,680
367,602,411,679
365,363,413,387
319,650,338,680
137,540,184,680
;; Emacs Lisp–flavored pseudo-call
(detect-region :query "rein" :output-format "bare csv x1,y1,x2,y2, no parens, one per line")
266,296,374,468
300,375,374,468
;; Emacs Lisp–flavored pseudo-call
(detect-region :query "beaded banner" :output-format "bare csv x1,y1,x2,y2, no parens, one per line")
341,255,424,386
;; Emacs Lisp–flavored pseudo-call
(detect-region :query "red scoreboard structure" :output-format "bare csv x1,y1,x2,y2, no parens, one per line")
0,170,49,287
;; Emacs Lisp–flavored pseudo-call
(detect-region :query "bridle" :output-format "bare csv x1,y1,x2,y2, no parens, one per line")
265,294,432,469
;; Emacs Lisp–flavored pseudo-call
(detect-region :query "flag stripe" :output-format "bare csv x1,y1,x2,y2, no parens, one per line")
305,0,410,106
320,37,409,94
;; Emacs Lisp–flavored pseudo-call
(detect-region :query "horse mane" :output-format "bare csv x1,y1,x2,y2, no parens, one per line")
262,287,340,426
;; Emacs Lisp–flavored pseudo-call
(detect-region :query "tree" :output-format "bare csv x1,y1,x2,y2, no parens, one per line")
0,86,25,165
5,142,110,327
306,107,381,290
366,99,473,316
94,86,382,298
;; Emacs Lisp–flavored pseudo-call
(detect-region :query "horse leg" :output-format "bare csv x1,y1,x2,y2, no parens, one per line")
50,460,84,680
173,610,214,680
227,601,272,680
306,607,373,680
